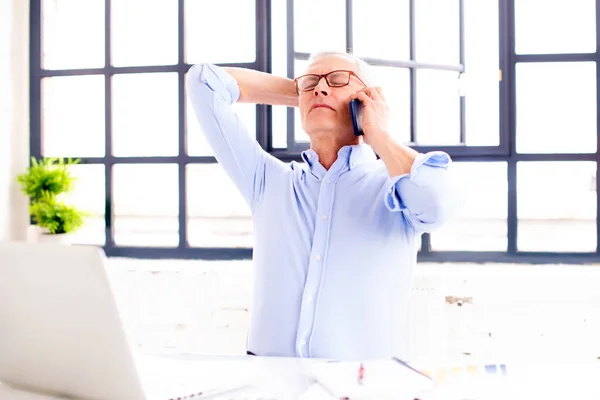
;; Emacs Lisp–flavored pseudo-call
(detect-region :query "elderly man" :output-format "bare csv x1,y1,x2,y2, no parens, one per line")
187,52,462,361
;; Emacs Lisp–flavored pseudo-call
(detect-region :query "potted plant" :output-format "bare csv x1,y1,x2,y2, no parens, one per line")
17,157,87,244
29,192,86,244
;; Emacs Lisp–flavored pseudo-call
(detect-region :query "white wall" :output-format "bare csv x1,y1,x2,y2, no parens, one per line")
0,0,29,241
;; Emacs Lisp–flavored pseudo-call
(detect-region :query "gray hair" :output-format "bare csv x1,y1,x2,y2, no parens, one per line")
307,51,376,87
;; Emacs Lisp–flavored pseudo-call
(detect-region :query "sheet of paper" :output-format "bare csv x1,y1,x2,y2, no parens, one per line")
304,359,436,400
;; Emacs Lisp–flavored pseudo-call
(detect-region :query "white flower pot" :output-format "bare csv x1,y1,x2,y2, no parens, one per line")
27,225,46,242
37,232,72,245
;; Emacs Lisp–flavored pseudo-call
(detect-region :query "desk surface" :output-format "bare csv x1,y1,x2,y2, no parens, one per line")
1,354,599,400
0,354,312,400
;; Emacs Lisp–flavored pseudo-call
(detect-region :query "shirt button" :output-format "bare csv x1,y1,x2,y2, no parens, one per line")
325,178,331,184
321,215,327,221
307,296,314,302
300,339,307,346
351,162,356,167
306,153,312,159
315,255,322,261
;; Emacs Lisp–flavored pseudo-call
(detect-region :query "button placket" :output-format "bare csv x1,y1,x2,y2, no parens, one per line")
295,172,338,358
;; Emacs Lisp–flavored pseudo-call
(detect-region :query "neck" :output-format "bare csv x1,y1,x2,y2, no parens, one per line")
310,134,360,170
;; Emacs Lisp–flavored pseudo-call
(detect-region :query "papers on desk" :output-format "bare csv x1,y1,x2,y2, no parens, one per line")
139,355,437,400
413,361,600,400
304,359,436,400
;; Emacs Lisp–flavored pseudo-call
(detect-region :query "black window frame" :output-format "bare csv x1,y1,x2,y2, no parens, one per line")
29,0,600,263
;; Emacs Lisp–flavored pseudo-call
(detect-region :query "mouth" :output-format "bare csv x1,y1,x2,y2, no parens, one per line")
310,104,335,112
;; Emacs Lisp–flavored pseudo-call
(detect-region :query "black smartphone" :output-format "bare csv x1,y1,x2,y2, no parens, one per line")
349,99,364,136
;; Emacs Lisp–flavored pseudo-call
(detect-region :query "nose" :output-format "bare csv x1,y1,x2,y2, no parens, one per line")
313,77,329,97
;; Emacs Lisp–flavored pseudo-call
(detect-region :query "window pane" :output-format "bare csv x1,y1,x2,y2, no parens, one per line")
272,106,288,149
294,58,311,78
186,164,252,247
372,66,410,144
272,107,288,149
295,108,310,143
62,164,105,246
294,0,346,53
271,0,290,149
416,70,461,145
353,0,410,60
516,62,596,154
186,73,256,156
517,162,596,252
271,0,288,79
464,0,499,146
42,0,104,69
112,73,178,157
113,164,179,247
294,59,310,143
515,0,596,55
185,0,256,64
431,162,507,251
415,0,460,65
111,0,178,67
42,76,105,157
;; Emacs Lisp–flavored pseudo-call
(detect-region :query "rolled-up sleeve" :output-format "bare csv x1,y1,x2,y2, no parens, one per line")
384,151,463,232
186,63,279,209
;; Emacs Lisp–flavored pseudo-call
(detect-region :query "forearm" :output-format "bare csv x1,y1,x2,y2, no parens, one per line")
370,134,419,177
223,67,298,107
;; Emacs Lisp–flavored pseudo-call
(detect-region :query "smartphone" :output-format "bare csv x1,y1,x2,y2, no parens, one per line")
349,99,364,136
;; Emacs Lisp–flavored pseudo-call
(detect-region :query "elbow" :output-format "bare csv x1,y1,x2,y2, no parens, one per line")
411,187,464,229
414,199,448,227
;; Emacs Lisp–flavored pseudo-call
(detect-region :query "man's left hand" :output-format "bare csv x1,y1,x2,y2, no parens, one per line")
348,87,391,149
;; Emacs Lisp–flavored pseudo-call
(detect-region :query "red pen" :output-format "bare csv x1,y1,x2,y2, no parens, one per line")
358,362,365,385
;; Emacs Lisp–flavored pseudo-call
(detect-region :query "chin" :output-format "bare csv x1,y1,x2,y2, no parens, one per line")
303,119,339,135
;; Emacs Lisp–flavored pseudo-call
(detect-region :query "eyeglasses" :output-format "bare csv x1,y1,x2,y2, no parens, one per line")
294,70,366,94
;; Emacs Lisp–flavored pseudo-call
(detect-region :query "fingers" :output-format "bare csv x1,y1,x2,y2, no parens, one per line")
367,87,387,104
374,86,386,103
352,86,384,101
351,91,372,104
349,86,387,108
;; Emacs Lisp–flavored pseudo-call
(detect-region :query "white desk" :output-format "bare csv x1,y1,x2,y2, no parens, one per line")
0,353,441,399
0,354,343,400
2,354,599,400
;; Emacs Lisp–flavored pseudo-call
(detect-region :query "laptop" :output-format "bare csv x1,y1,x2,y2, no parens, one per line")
0,242,254,400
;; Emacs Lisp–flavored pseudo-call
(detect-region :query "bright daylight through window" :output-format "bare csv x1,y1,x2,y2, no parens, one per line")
32,0,599,262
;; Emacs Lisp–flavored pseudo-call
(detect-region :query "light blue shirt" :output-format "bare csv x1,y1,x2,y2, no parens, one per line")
187,63,462,361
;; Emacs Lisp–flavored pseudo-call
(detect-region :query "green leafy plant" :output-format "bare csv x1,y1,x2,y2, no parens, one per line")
17,157,79,202
30,193,86,234
17,157,88,235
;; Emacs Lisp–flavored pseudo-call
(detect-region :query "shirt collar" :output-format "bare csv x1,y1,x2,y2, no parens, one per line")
347,143,377,169
301,143,376,178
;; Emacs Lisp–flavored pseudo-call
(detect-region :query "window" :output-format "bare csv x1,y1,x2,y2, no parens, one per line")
31,0,600,262
515,0,596,55
431,162,508,251
270,0,501,154
517,162,596,253
31,0,260,258
516,62,596,154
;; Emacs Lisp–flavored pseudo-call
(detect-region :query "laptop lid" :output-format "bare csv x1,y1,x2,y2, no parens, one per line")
0,242,147,400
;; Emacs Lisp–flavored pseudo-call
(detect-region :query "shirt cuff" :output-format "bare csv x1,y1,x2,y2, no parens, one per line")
384,151,452,212
189,63,240,105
